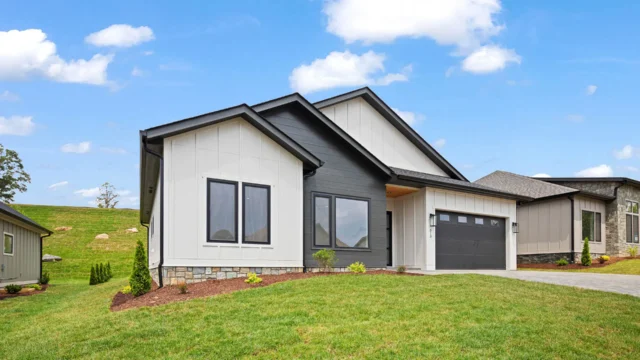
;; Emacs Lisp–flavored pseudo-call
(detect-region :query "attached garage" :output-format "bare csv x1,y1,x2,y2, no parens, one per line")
435,211,506,270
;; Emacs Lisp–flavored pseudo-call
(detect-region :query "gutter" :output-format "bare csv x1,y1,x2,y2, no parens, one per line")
568,195,575,263
40,232,51,281
142,135,165,288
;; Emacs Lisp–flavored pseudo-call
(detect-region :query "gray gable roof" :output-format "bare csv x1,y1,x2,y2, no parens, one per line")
475,171,578,200
392,167,531,201
0,202,51,234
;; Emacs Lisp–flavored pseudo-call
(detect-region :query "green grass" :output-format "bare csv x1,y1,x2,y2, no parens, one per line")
11,204,144,280
1,274,640,359
521,259,640,275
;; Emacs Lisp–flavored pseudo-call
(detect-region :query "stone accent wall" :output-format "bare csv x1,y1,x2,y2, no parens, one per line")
518,253,572,264
150,267,159,285
160,266,303,285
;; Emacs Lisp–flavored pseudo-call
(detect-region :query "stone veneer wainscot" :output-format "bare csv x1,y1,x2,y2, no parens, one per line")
160,266,303,285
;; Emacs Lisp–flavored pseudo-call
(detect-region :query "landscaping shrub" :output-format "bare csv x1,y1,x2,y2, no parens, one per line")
121,285,132,294
599,255,610,264
129,240,151,296
97,263,104,283
348,262,366,273
39,271,50,285
90,262,112,285
556,258,568,266
26,284,42,291
313,249,337,271
107,262,113,279
5,284,21,294
581,237,592,266
177,282,188,294
245,272,263,284
89,265,98,285
397,265,407,273
628,246,639,258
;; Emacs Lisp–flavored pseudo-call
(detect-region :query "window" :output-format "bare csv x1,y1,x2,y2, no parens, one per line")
3,233,13,256
207,179,238,243
336,198,369,249
439,214,450,221
627,201,639,243
475,218,484,225
582,211,601,242
313,196,331,247
312,194,370,250
242,184,270,244
491,220,499,226
458,216,467,223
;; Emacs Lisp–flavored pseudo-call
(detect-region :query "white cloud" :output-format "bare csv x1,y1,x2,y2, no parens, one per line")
567,114,585,123
61,141,91,154
116,190,132,196
532,173,551,178
85,24,154,48
48,181,69,190
100,147,127,154
131,67,144,77
445,66,456,77
575,164,613,177
0,90,19,102
0,116,35,136
614,145,634,160
0,29,113,85
158,62,192,71
289,50,409,94
623,166,639,173
433,138,446,148
142,50,154,56
75,187,100,197
391,107,424,126
586,85,597,96
461,46,521,74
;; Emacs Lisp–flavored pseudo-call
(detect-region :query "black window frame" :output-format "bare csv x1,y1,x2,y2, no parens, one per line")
626,200,640,244
242,182,271,245
206,178,239,244
581,210,602,243
311,192,371,251
312,194,332,248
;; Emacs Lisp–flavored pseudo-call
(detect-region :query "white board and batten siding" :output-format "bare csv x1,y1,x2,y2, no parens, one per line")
319,97,448,176
148,174,161,269
386,189,427,269
161,117,304,268
425,188,518,270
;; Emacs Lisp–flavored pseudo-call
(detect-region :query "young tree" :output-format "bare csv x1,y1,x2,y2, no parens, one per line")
581,237,592,266
96,182,119,208
0,144,31,203
130,240,151,296
89,265,98,285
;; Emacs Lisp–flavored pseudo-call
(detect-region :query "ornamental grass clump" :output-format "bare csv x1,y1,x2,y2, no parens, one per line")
313,249,337,272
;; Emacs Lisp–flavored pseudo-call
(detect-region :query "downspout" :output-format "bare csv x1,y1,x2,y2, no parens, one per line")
40,233,51,281
568,195,575,263
142,135,165,288
302,168,320,273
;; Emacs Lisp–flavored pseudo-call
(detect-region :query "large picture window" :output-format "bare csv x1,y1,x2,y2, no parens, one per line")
312,194,370,249
582,211,601,242
207,179,238,243
3,233,14,255
243,183,270,244
627,200,639,243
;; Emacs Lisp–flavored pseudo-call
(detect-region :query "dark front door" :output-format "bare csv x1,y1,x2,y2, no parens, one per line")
386,211,392,266
435,211,505,270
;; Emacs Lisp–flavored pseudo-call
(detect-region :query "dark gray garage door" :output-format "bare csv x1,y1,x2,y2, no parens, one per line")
436,211,505,270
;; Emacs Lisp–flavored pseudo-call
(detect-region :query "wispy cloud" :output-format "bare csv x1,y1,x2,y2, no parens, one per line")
392,107,424,126
614,145,635,160
586,85,597,96
100,147,127,155
0,115,35,135
567,114,585,123
575,164,613,177
75,187,100,197
564,57,640,65
158,62,192,71
85,24,154,48
61,141,91,154
433,139,446,149
48,181,69,190
0,90,19,102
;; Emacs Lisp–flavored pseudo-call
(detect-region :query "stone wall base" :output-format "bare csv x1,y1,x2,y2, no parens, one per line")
518,252,605,264
160,266,303,285
149,267,159,285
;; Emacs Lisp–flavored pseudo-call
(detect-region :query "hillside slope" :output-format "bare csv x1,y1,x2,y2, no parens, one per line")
11,204,144,280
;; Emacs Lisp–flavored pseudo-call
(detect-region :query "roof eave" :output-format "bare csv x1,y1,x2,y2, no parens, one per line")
395,174,532,201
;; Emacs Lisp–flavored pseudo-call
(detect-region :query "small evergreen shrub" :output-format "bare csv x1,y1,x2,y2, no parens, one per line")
97,263,104,283
312,249,337,271
177,282,188,294
107,262,113,279
599,255,610,264
121,285,132,294
581,237,592,266
129,240,152,296
5,284,21,294
245,272,263,284
26,284,42,290
397,265,407,273
89,265,98,285
556,258,568,266
39,271,50,285
348,262,366,273
628,246,639,258
89,262,112,285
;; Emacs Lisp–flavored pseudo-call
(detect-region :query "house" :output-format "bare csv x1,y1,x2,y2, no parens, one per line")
0,201,52,286
139,87,530,286
476,171,639,263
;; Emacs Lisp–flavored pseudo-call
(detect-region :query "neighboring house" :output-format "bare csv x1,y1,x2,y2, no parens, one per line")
476,171,637,263
139,87,529,286
0,201,52,287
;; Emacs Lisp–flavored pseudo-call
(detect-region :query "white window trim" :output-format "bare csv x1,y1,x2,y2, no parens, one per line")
3,232,14,256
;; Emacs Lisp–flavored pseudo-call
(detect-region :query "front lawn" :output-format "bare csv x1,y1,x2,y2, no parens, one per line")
521,259,640,275
1,274,639,359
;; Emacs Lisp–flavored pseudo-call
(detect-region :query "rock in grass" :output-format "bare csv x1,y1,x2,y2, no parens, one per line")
125,228,139,234
55,226,72,231
42,254,62,262
95,233,109,240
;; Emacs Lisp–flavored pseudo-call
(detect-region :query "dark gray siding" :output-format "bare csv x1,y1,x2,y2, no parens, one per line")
262,105,389,268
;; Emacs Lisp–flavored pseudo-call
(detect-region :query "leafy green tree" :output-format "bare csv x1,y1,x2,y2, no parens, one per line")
0,144,31,203
89,265,98,285
130,240,151,296
581,237,592,266
96,182,119,208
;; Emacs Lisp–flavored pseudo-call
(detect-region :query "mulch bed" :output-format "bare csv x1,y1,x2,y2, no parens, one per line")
111,270,419,312
518,256,635,270
0,284,49,300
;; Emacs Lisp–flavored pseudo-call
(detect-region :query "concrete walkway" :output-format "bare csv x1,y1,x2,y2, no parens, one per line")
412,270,640,297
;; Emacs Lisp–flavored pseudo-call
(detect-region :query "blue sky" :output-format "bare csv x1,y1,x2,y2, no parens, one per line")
2,0,640,208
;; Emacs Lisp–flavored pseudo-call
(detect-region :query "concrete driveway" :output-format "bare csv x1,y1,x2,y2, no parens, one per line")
413,270,640,297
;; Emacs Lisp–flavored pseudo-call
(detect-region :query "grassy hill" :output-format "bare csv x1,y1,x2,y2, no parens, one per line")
11,204,144,280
